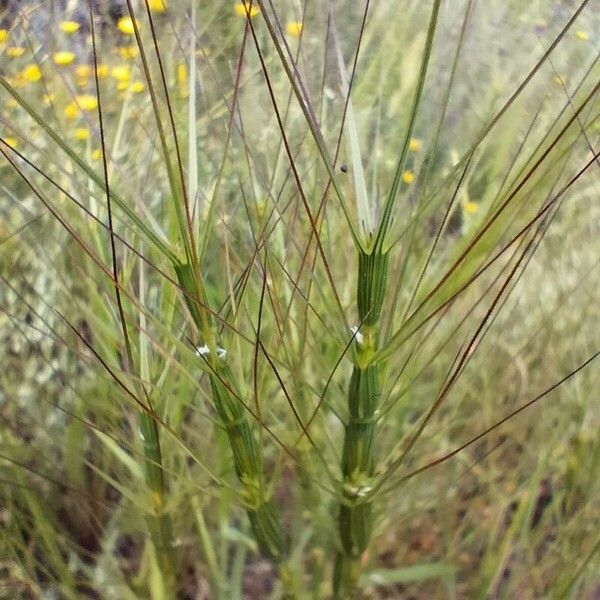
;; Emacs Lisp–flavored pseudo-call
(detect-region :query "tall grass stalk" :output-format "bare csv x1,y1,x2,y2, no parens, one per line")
89,4,179,589
1,0,600,598
174,262,287,562
332,2,441,594
131,0,290,583
334,249,389,596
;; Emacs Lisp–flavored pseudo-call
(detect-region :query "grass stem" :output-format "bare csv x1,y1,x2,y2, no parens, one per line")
335,249,389,596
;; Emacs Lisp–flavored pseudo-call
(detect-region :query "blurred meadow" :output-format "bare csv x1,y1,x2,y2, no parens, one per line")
0,0,599,598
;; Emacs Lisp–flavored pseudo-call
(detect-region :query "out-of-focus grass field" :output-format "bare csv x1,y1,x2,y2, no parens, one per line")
0,1,599,598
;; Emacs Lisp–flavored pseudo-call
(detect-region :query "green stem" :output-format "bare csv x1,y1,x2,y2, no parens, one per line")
335,250,388,598
333,552,361,599
140,410,176,590
192,496,224,598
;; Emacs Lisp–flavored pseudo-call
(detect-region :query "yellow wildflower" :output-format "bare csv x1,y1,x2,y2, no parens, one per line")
0,29,8,43
148,0,167,13
464,201,479,214
75,64,92,78
177,62,188,97
111,65,131,82
43,93,55,105
53,51,75,65
6,46,25,58
74,128,90,141
129,81,145,93
234,2,260,18
91,148,102,161
60,21,81,34
22,64,42,82
177,63,187,85
118,45,138,59
286,21,303,37
402,171,415,184
117,81,129,91
4,137,18,149
575,30,589,41
77,95,98,111
117,17,137,35
96,64,110,78
409,138,422,152
64,102,79,120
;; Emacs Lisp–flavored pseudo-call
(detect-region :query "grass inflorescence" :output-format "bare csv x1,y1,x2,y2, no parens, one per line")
1,0,599,598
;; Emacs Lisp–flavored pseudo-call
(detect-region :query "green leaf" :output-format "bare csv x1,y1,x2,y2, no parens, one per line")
93,430,144,481
361,562,457,586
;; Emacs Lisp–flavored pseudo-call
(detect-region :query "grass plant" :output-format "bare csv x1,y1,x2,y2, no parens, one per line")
1,1,599,598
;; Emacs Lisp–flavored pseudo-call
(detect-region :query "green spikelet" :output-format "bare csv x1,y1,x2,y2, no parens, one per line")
335,249,388,597
175,261,286,560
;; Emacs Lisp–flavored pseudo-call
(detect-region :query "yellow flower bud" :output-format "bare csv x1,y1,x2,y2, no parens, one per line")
60,21,81,34
285,21,303,37
76,95,98,111
402,171,414,184
74,128,90,141
148,0,167,13
111,65,131,82
234,2,260,17
7,46,25,58
409,138,422,152
129,81,145,93
53,51,76,66
22,64,42,82
117,17,137,35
